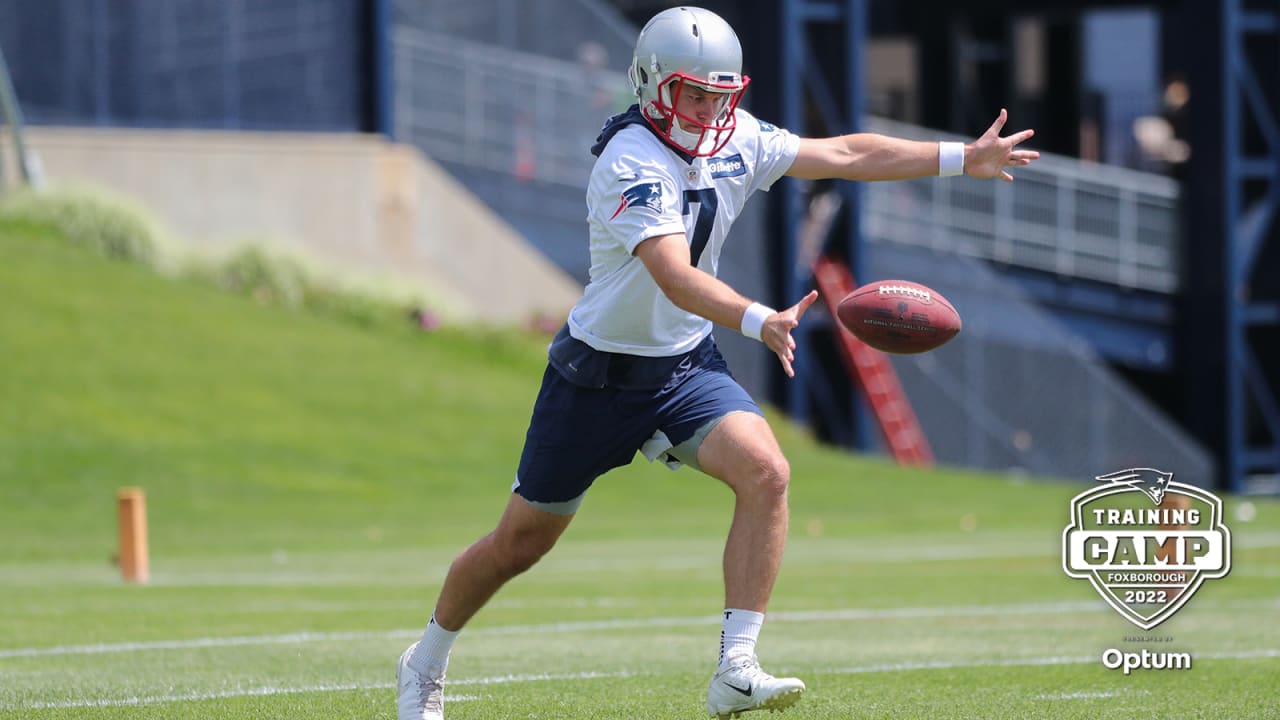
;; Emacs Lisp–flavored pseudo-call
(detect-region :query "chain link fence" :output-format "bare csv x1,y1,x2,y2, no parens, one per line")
866,243,1212,486
0,0,364,130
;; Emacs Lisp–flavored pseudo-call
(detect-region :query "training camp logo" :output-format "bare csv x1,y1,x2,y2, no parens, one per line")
1062,468,1231,630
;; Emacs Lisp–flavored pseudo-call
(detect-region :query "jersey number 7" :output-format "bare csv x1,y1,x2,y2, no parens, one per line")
682,188,718,267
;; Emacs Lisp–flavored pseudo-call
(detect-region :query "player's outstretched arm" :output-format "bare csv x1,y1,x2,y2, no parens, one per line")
786,108,1039,183
635,233,819,377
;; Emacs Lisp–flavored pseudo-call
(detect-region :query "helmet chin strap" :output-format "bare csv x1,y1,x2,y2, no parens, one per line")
667,120,708,154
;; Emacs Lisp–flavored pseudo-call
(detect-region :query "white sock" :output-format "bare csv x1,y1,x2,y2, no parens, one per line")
408,615,459,677
719,608,764,667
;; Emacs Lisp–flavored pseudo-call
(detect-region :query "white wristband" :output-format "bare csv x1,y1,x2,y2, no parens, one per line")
939,141,965,177
740,302,775,342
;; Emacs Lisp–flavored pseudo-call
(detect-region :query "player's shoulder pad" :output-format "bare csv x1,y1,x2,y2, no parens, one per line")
735,108,784,137
594,126,679,185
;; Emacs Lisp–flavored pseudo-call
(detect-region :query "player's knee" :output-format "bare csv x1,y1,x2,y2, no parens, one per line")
735,452,790,501
761,453,791,496
495,550,540,578
494,529,557,577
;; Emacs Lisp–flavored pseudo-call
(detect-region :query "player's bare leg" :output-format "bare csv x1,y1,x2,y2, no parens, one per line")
399,495,573,720
697,411,790,611
696,411,805,717
434,494,574,630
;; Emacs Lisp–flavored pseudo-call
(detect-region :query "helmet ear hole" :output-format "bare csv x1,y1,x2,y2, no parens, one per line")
639,68,648,85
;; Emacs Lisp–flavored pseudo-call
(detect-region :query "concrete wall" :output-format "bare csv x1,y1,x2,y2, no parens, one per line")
4,127,582,324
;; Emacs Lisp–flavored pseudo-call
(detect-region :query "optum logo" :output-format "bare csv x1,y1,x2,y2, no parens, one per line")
1101,648,1192,675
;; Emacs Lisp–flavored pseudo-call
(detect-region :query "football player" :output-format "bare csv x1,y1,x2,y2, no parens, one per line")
398,7,1037,719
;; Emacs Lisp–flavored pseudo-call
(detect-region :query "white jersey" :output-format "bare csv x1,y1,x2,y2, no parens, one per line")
567,108,800,357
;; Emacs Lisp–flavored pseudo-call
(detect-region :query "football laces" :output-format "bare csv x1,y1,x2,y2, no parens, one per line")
877,285,931,302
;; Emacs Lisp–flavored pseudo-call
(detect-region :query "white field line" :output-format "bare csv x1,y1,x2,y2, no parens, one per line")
8,651,1278,711
11,671,631,711
6,599,1280,660
0,601,1109,659
7,530,1277,588
832,655,1096,673
16,686,477,711
1035,690,1148,700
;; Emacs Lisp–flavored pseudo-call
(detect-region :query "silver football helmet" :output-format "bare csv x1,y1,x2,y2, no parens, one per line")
627,6,749,156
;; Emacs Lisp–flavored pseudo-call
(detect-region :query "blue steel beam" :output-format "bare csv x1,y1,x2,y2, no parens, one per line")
1223,0,1280,493
780,0,870,449
372,0,394,138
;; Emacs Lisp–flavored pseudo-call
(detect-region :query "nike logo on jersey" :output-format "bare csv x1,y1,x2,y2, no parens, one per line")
610,182,664,220
707,153,746,179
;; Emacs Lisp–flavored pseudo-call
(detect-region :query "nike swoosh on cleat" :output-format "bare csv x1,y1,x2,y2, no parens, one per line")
724,681,752,697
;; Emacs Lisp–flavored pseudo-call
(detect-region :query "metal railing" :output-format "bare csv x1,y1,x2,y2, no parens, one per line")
863,117,1181,293
394,26,629,190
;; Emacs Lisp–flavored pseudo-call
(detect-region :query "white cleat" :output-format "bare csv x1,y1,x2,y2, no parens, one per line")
397,642,445,720
706,653,805,718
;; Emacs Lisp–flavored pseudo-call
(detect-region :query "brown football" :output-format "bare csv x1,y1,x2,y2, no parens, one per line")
836,279,961,354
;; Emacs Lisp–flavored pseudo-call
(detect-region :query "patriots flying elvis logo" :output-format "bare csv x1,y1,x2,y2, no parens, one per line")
1096,468,1173,505
610,182,663,220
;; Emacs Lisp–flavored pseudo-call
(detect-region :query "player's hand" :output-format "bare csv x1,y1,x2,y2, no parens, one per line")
762,290,819,378
964,108,1040,182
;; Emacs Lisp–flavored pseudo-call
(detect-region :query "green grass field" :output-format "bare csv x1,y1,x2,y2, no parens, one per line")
2,220,1278,719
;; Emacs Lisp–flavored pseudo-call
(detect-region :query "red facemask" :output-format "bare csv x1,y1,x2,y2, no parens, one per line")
642,72,750,157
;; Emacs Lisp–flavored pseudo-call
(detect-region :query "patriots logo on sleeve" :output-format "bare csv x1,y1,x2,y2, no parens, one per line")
609,182,664,220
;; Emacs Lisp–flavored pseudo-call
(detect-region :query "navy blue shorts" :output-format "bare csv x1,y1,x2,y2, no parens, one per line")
513,330,761,510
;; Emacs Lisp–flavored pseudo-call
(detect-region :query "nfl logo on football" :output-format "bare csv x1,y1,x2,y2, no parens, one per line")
1062,468,1232,673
